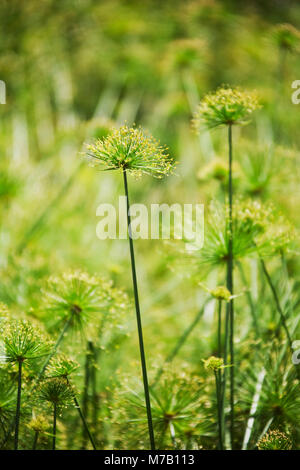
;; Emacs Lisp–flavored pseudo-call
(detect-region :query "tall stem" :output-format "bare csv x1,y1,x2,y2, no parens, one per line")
32,431,39,450
122,168,155,450
68,378,97,450
37,316,73,383
217,300,222,359
14,360,23,450
81,341,91,449
227,124,234,448
52,403,57,450
214,370,223,450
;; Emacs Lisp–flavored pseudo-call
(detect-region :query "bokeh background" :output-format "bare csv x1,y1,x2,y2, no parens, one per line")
1,0,300,449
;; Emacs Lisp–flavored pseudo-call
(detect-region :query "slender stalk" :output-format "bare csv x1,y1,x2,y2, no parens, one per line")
71,386,97,450
89,342,99,437
122,168,155,450
52,403,57,450
217,300,222,359
237,261,259,336
37,316,73,383
217,299,225,446
32,431,39,450
14,360,23,450
227,123,235,448
214,370,223,450
81,341,91,449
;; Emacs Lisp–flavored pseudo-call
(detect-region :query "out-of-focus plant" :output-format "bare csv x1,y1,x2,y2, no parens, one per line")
193,86,260,448
38,378,73,450
257,429,292,450
2,320,51,449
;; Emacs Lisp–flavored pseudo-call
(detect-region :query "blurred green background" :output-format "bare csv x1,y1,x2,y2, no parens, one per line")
0,0,300,450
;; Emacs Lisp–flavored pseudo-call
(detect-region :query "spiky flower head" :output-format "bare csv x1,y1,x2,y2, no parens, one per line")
203,356,224,372
39,378,73,408
46,356,79,379
210,286,232,302
273,23,300,52
193,86,260,130
84,125,174,178
27,414,49,434
42,270,127,333
112,367,210,449
257,430,292,450
2,320,51,364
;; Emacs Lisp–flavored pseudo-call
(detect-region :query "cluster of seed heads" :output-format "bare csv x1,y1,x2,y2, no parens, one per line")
85,125,174,178
193,86,260,130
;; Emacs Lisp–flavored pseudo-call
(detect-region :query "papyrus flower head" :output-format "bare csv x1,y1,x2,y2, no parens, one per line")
39,378,73,409
85,125,174,178
203,356,224,372
193,86,260,130
257,430,292,450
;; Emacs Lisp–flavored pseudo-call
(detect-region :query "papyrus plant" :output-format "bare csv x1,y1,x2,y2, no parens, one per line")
193,87,260,447
85,125,175,450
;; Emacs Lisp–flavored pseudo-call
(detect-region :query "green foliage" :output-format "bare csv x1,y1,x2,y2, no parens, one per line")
0,0,299,451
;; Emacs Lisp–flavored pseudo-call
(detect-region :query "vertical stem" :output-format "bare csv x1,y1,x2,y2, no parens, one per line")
214,370,223,450
81,341,91,449
217,300,222,359
32,431,39,450
217,299,225,446
70,385,97,450
14,360,23,450
52,403,57,451
122,168,155,450
237,261,259,336
89,341,99,439
37,316,72,382
227,123,235,449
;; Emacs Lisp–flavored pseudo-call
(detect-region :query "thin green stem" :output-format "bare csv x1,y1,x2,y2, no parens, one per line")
217,300,222,359
32,431,39,450
214,370,223,450
37,316,73,383
237,261,260,336
227,123,235,449
81,341,91,449
68,378,97,450
14,360,23,450
123,168,155,450
89,341,99,437
52,403,57,450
